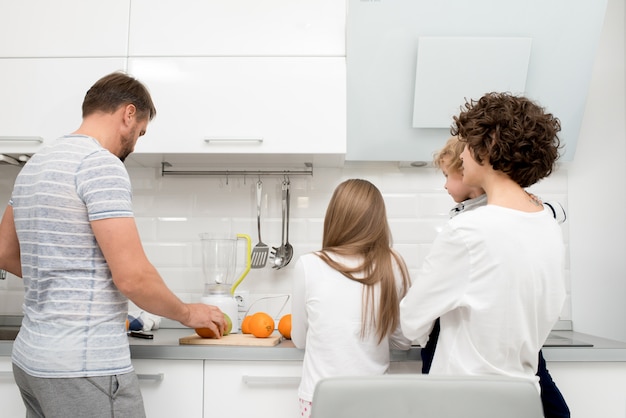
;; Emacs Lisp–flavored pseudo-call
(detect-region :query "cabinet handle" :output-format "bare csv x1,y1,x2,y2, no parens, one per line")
204,137,263,144
137,373,164,382
0,136,44,143
0,371,14,380
242,376,300,387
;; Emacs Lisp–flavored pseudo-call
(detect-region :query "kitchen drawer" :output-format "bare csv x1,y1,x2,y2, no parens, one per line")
203,360,301,418
133,358,204,418
0,357,26,416
128,0,345,57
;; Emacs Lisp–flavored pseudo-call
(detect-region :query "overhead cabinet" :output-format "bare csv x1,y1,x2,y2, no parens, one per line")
0,0,130,57
1,0,348,166
128,0,345,57
126,0,348,167
127,57,346,162
0,58,128,154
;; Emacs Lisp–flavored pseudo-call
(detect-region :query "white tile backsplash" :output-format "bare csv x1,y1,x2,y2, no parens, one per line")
0,162,571,321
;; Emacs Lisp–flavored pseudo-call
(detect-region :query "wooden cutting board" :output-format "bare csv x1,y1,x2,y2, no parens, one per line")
179,332,282,347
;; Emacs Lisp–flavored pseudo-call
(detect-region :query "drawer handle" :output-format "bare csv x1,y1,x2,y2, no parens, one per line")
242,376,300,386
204,137,263,144
0,136,44,143
137,373,164,382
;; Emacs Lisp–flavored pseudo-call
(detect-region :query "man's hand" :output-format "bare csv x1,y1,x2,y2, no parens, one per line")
182,303,227,337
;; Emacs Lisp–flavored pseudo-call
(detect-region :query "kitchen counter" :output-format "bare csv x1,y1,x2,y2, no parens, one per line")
2,326,626,362
130,329,626,363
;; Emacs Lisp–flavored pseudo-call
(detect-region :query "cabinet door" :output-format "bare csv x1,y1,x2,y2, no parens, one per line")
0,357,26,416
0,58,127,153
129,0,345,57
133,359,204,418
0,0,130,57
203,360,302,418
128,57,346,156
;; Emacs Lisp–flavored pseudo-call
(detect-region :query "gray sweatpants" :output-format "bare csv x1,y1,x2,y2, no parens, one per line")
12,363,146,418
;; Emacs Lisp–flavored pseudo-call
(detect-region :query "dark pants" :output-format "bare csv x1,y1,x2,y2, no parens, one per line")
421,319,570,418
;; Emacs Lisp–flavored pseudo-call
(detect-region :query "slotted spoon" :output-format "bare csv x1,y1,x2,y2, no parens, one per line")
250,180,269,268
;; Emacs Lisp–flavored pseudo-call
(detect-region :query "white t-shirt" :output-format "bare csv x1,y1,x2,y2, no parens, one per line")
292,252,411,402
400,205,566,386
10,135,134,378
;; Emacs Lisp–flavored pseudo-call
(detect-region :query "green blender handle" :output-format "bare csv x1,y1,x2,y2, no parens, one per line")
230,233,252,295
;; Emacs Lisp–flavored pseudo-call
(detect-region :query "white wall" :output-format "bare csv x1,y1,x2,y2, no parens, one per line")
0,163,571,323
567,0,626,342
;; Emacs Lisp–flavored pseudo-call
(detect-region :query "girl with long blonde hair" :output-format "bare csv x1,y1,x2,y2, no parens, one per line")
292,179,412,418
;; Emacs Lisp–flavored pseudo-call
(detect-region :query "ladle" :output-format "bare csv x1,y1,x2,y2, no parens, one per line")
283,180,293,266
271,179,290,269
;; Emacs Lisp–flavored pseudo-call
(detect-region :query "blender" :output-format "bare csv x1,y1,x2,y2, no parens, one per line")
199,233,251,333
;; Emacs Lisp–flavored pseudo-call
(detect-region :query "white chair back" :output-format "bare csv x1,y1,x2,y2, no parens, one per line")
311,374,544,418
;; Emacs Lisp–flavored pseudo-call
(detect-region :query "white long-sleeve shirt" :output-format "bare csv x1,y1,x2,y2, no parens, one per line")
292,252,411,402
400,205,566,386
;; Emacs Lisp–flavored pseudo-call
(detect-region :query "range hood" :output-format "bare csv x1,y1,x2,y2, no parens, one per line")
346,0,609,163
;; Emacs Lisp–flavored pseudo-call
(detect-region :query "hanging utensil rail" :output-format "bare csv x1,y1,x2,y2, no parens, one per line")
160,162,313,177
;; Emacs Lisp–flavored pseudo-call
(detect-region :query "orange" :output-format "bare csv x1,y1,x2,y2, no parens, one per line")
249,312,275,338
278,314,292,339
241,315,253,334
195,327,219,338
196,312,232,339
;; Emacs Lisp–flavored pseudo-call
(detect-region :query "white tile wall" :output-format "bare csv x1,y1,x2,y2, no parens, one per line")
0,162,571,321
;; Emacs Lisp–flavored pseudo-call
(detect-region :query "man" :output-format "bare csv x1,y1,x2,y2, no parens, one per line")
0,72,226,417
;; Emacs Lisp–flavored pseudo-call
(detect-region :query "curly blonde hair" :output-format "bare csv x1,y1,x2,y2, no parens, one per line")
433,136,465,173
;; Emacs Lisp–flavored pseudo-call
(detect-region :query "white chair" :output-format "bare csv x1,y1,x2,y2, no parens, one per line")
311,374,544,418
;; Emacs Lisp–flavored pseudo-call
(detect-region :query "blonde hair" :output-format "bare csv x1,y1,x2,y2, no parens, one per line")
317,179,411,344
433,135,465,173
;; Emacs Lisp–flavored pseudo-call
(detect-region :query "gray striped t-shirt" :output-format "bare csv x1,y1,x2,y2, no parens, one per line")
10,135,134,378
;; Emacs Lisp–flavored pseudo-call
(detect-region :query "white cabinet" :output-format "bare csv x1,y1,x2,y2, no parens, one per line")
127,57,346,159
0,357,26,416
133,359,204,418
0,0,130,57
203,360,302,418
0,58,127,153
546,362,626,418
128,0,345,57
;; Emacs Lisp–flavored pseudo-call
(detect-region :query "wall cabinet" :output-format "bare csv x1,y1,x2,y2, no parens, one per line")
127,57,346,162
133,359,204,418
128,0,345,57
0,58,127,154
203,360,302,418
0,0,129,57
0,357,26,416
